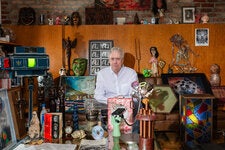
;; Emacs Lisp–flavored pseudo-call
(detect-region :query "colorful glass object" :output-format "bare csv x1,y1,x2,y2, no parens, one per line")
180,94,214,148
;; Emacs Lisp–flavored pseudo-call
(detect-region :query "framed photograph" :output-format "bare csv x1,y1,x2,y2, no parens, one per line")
182,6,195,23
89,40,114,75
7,87,27,140
149,85,178,113
195,28,209,46
0,88,17,150
161,73,212,98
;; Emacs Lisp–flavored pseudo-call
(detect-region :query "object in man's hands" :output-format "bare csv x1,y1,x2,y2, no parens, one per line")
107,98,133,134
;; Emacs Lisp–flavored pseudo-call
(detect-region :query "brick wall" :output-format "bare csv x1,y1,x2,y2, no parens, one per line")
1,0,225,24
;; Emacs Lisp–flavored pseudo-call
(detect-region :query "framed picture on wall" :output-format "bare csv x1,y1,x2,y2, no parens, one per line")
182,6,195,23
195,28,209,46
89,40,114,75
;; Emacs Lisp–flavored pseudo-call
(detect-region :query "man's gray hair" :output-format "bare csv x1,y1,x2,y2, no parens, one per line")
109,47,124,59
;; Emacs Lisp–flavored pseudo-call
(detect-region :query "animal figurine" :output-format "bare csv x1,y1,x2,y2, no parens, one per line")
71,130,86,139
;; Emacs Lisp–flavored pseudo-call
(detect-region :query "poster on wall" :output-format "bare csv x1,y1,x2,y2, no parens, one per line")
89,40,114,75
195,28,209,46
102,0,151,10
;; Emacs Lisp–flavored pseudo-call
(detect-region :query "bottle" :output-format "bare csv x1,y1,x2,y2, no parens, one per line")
40,103,47,136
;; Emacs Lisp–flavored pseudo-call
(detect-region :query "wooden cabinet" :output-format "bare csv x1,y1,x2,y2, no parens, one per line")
4,24,225,86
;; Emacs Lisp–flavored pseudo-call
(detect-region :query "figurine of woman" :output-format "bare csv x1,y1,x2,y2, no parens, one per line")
149,47,159,77
28,111,40,139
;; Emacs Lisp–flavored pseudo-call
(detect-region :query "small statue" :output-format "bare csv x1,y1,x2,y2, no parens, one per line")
62,37,77,75
55,16,61,25
71,130,86,139
28,111,40,139
48,18,54,25
64,16,70,25
210,64,221,86
70,12,81,26
201,14,209,24
149,47,159,77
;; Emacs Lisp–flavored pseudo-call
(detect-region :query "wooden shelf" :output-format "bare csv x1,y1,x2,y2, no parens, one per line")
0,40,20,46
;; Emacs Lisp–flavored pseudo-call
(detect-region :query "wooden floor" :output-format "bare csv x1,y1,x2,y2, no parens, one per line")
154,131,225,150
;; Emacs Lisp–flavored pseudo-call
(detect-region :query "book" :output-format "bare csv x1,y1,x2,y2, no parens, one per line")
44,113,63,140
78,138,107,150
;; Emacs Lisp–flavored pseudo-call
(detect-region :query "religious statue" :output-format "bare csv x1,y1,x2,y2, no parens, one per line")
28,111,40,139
62,37,77,75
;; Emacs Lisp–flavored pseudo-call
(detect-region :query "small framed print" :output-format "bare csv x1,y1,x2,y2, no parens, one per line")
195,28,209,46
89,40,114,75
182,6,195,23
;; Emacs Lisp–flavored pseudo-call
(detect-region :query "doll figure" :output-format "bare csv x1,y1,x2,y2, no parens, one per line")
71,12,81,26
149,47,159,77
201,14,209,24
28,111,40,139
55,16,61,25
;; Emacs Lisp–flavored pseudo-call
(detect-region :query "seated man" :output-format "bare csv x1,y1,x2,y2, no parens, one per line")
94,47,138,103
94,47,139,133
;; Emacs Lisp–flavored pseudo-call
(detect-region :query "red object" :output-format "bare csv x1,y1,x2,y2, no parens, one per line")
3,58,10,68
44,113,52,140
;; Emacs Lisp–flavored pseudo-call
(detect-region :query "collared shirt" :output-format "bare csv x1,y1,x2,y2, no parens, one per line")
94,66,138,104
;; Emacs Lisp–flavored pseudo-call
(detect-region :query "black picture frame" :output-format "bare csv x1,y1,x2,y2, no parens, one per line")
89,40,114,75
195,28,209,46
182,6,195,24
161,73,212,98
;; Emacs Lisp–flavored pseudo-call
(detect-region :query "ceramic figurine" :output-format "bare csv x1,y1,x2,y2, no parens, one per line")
64,16,70,25
48,18,54,25
28,111,40,139
149,47,159,77
71,130,86,139
71,12,81,26
210,64,221,86
201,14,209,24
55,16,61,25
